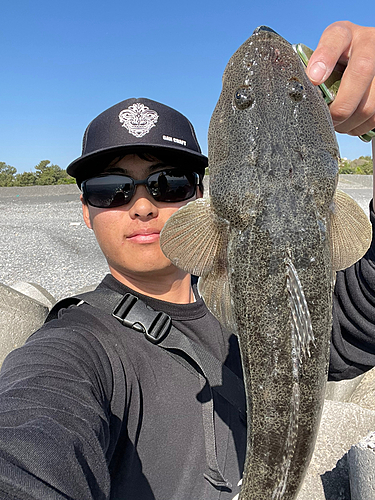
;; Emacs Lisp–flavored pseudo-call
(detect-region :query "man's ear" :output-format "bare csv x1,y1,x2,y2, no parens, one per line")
80,194,93,229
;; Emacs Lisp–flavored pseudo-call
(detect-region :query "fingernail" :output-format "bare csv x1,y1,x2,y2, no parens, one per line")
308,61,327,83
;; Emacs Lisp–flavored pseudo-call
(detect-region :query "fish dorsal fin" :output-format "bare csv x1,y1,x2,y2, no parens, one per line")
285,257,315,368
198,262,235,332
160,197,230,276
330,190,372,271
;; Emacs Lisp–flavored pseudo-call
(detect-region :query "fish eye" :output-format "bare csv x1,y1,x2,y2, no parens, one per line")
234,86,255,110
288,79,304,102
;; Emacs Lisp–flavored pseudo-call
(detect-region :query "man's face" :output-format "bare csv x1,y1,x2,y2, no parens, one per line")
81,154,201,285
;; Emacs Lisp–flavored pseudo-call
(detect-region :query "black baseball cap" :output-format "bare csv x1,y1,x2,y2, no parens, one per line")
67,98,208,186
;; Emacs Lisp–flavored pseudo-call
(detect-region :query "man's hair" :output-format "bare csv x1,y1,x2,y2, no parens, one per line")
105,151,205,194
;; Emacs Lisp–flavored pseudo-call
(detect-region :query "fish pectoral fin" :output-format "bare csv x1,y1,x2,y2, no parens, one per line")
330,190,372,271
285,257,315,364
198,260,235,332
160,197,230,276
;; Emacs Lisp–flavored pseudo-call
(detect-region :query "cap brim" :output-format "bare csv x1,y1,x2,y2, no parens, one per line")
67,143,208,187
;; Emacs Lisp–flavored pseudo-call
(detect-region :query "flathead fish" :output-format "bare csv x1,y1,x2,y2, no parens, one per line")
161,26,371,499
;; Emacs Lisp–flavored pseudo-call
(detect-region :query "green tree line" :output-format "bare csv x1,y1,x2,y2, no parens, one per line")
1,156,373,187
338,156,373,175
0,160,75,187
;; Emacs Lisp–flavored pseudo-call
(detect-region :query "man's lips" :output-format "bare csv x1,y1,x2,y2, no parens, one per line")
127,230,161,244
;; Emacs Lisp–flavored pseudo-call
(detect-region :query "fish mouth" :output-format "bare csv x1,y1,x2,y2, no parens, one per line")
250,25,292,56
251,25,289,46
252,26,279,35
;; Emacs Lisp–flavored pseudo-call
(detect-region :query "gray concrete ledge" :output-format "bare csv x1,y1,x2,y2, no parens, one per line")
0,283,50,366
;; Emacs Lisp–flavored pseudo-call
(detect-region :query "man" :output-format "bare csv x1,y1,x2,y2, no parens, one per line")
0,20,374,500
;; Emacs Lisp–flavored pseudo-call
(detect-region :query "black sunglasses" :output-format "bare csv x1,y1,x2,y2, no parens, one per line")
81,169,199,208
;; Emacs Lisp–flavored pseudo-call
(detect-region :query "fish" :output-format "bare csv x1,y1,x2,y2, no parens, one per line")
160,26,372,499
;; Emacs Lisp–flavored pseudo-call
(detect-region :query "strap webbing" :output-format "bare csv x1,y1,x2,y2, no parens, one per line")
46,288,246,489
47,289,245,415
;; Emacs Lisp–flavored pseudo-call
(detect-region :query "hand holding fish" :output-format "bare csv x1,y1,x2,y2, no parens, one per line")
307,21,375,137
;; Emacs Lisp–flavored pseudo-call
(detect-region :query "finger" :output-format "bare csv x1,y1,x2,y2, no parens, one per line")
334,79,375,135
329,27,375,128
306,21,353,85
336,118,375,138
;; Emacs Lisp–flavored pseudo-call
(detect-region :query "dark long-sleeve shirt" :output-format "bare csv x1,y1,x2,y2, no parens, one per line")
0,276,247,500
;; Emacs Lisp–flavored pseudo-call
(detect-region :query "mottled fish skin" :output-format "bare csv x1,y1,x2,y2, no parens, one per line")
208,27,338,499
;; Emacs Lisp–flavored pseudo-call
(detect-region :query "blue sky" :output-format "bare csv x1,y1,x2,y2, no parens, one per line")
1,0,373,174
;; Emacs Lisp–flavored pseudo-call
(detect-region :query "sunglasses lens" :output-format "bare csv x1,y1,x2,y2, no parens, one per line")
149,170,197,202
83,175,134,208
82,170,198,208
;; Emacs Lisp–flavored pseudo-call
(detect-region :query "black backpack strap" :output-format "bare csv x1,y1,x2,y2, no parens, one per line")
47,289,245,416
46,289,126,323
109,292,245,490
46,288,246,489
46,297,83,321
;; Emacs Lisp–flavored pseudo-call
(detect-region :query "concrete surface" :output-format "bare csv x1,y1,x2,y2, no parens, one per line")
0,184,108,300
0,282,50,365
337,174,373,215
10,282,56,309
348,432,375,500
325,375,366,403
348,366,375,412
297,397,375,500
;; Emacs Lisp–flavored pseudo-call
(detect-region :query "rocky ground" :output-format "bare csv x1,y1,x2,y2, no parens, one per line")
0,184,108,300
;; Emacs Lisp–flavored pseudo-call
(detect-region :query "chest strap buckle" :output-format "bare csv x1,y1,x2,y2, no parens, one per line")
112,293,171,344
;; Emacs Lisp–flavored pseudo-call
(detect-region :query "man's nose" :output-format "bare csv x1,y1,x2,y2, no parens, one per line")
128,185,158,220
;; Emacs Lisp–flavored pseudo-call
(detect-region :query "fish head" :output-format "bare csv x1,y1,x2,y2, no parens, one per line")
208,26,339,229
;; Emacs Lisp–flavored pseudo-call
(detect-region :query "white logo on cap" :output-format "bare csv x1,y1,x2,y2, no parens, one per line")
118,103,159,138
